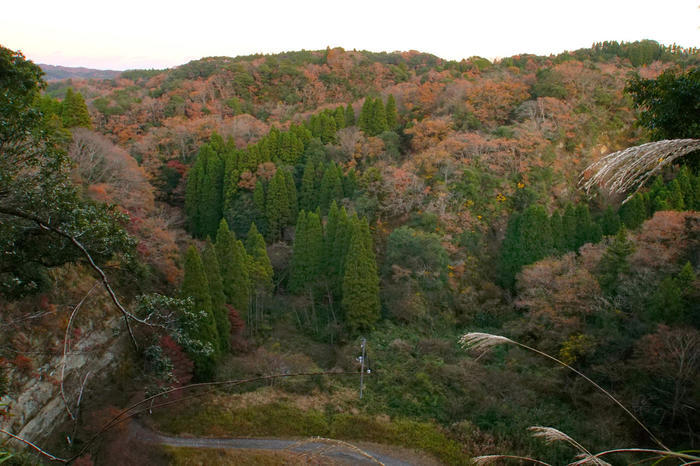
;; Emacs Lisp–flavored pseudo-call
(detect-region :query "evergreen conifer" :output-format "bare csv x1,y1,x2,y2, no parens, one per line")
181,245,220,378
597,227,635,295
266,170,290,242
385,94,398,129
202,239,230,353
215,219,251,312
245,223,274,292
345,103,355,127
342,217,380,332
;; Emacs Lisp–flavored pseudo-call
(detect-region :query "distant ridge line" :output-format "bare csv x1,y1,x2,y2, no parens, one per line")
38,64,122,82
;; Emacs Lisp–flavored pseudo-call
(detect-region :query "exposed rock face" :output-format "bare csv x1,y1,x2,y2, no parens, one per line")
1,317,124,448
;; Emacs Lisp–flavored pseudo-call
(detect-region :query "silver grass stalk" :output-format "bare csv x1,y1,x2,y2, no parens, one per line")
459,332,513,351
459,332,669,452
580,138,700,203
284,437,385,465
529,426,585,450
528,427,609,466
473,454,552,465
570,448,700,465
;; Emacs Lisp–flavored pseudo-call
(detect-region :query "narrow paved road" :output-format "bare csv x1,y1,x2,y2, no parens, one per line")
132,423,419,465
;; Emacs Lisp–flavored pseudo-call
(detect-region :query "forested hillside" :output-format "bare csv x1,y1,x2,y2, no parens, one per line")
1,40,699,465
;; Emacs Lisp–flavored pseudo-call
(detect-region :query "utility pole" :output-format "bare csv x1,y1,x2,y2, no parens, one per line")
359,337,366,399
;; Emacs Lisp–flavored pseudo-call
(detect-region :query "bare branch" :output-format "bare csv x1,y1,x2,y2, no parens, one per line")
0,206,145,349
61,283,99,421
0,429,68,463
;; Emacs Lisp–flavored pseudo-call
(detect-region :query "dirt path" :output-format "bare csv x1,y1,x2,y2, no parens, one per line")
132,423,439,465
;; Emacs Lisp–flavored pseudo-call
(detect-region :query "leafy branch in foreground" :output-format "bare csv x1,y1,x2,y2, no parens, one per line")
459,333,700,465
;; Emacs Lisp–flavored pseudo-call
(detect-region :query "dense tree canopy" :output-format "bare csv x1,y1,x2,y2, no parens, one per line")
626,67,700,140
0,46,132,297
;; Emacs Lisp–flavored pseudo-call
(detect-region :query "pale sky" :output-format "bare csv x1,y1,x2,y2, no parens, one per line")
2,0,698,70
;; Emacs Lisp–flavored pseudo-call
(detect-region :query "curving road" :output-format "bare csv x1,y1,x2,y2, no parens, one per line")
132,423,427,465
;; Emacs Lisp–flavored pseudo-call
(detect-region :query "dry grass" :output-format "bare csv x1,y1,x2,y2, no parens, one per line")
213,385,358,412
458,332,513,352
580,138,700,202
164,446,320,465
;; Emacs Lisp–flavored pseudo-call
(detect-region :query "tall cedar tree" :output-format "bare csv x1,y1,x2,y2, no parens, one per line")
342,216,380,332
345,103,355,127
600,206,622,236
330,206,352,297
323,201,341,275
252,179,267,235
245,223,273,292
299,159,318,212
385,94,398,129
597,227,635,295
181,245,220,378
574,204,601,248
320,112,337,144
185,143,224,238
283,170,299,223
202,239,231,353
215,219,250,312
319,163,343,214
499,205,552,289
370,98,388,136
290,211,323,293
266,170,290,242
289,211,308,293
550,210,565,253
343,168,357,198
358,98,372,134
562,203,578,251
61,88,92,129
334,106,345,130
619,194,647,230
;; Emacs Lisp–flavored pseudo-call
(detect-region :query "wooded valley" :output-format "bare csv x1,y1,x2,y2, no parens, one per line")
1,40,699,465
